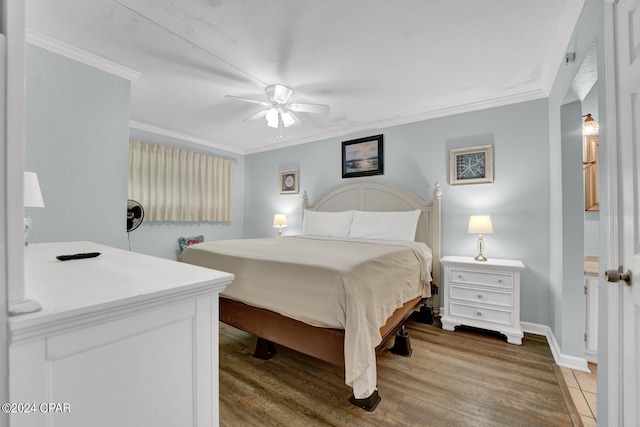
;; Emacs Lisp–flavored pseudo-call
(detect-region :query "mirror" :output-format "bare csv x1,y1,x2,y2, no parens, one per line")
584,135,599,211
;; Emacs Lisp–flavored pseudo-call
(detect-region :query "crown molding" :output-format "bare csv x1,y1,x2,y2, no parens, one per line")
26,30,142,81
129,121,245,155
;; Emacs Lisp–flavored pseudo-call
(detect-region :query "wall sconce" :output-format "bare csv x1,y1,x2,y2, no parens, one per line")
273,214,287,237
24,171,45,244
582,114,599,136
468,215,493,261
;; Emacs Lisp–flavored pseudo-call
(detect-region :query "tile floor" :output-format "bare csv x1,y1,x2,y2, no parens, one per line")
561,363,597,427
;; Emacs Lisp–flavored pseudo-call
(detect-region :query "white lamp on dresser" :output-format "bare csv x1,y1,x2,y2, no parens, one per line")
24,171,45,244
467,215,493,261
440,255,526,345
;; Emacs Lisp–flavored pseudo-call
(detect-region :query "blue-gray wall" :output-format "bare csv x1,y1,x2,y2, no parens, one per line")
245,99,552,326
560,100,586,357
25,44,131,250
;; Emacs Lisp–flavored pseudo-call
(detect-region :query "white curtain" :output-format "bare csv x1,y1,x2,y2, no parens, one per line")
128,140,234,221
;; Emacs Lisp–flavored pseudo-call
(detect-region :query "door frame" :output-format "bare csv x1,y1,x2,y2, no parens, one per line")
603,0,623,425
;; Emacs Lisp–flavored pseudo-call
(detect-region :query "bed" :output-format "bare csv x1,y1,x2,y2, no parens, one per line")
179,180,442,410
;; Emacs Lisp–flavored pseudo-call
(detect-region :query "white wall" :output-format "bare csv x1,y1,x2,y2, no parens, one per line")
245,99,552,326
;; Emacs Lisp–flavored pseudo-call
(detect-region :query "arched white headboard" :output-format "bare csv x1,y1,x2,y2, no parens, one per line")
302,179,442,314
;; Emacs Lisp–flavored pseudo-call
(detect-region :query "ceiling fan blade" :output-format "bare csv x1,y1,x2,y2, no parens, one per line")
244,110,268,122
288,103,330,114
283,111,303,127
291,112,303,126
224,95,270,106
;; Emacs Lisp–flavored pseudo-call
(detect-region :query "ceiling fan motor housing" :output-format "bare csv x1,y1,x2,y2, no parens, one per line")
266,84,293,104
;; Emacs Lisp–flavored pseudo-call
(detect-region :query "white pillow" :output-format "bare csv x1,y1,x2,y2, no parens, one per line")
349,209,421,241
302,210,354,238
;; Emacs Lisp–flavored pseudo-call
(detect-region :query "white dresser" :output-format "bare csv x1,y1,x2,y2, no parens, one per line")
10,242,233,427
440,256,526,345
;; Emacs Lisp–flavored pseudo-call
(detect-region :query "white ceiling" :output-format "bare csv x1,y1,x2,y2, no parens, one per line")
25,0,584,154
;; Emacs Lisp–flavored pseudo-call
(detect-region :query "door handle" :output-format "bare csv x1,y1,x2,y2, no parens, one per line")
605,267,632,286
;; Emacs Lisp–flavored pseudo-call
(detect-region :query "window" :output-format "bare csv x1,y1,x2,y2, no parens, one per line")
128,140,234,221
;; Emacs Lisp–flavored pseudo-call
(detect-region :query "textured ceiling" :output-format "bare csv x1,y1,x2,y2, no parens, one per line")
25,0,584,154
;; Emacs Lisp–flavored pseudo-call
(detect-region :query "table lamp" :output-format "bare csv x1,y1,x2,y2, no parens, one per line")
24,171,45,244
273,214,287,237
468,215,493,261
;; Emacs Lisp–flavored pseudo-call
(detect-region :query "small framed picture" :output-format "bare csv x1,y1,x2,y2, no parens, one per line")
279,169,299,194
342,134,384,178
449,144,494,185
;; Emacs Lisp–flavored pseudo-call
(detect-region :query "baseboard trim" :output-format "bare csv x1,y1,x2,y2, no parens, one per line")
521,321,590,372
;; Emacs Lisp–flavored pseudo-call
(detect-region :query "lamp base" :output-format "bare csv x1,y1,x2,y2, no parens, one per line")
24,215,32,246
475,234,488,261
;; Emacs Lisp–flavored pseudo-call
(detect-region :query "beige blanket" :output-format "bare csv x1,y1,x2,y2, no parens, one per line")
178,236,432,387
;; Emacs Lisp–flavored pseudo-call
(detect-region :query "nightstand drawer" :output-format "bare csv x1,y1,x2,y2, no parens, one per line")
449,285,513,308
449,302,513,326
449,268,513,289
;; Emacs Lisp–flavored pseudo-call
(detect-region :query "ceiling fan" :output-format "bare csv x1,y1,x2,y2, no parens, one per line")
225,84,330,138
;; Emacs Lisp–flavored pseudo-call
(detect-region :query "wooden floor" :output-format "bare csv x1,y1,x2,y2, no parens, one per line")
219,320,581,427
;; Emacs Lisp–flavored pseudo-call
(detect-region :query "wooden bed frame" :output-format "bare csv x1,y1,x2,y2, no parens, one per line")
218,179,442,409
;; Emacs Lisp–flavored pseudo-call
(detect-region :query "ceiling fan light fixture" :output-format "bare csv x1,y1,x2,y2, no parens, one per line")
266,108,279,128
281,111,295,128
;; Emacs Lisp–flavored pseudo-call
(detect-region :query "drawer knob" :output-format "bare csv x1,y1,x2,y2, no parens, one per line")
476,311,483,316
498,279,503,283
458,274,462,279
477,294,483,299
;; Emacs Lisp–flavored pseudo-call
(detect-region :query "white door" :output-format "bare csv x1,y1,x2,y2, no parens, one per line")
610,0,640,425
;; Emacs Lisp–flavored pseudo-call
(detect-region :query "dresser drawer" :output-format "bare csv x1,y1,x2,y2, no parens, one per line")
449,268,513,289
449,302,513,326
449,285,513,308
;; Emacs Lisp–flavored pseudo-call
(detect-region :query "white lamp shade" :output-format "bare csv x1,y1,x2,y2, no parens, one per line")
273,214,288,227
468,215,493,234
266,108,279,128
281,111,295,128
24,171,45,208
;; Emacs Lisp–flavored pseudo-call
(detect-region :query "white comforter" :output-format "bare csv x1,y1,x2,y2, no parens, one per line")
178,236,432,392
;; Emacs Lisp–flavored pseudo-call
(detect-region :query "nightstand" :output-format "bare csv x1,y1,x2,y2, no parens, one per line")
440,256,526,345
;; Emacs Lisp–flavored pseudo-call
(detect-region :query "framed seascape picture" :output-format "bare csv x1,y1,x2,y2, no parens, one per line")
279,169,299,194
342,134,384,178
449,144,494,185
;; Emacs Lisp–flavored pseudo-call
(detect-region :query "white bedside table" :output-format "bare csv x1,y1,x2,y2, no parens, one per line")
440,256,526,345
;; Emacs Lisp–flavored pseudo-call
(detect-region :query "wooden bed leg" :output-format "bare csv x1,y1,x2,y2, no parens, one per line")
390,325,413,357
253,338,277,360
349,389,381,411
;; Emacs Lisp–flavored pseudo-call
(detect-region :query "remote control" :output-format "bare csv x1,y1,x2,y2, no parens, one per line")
56,252,101,261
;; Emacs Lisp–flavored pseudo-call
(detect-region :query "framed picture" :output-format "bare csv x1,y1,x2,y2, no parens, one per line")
449,144,494,185
342,134,384,178
279,169,299,194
